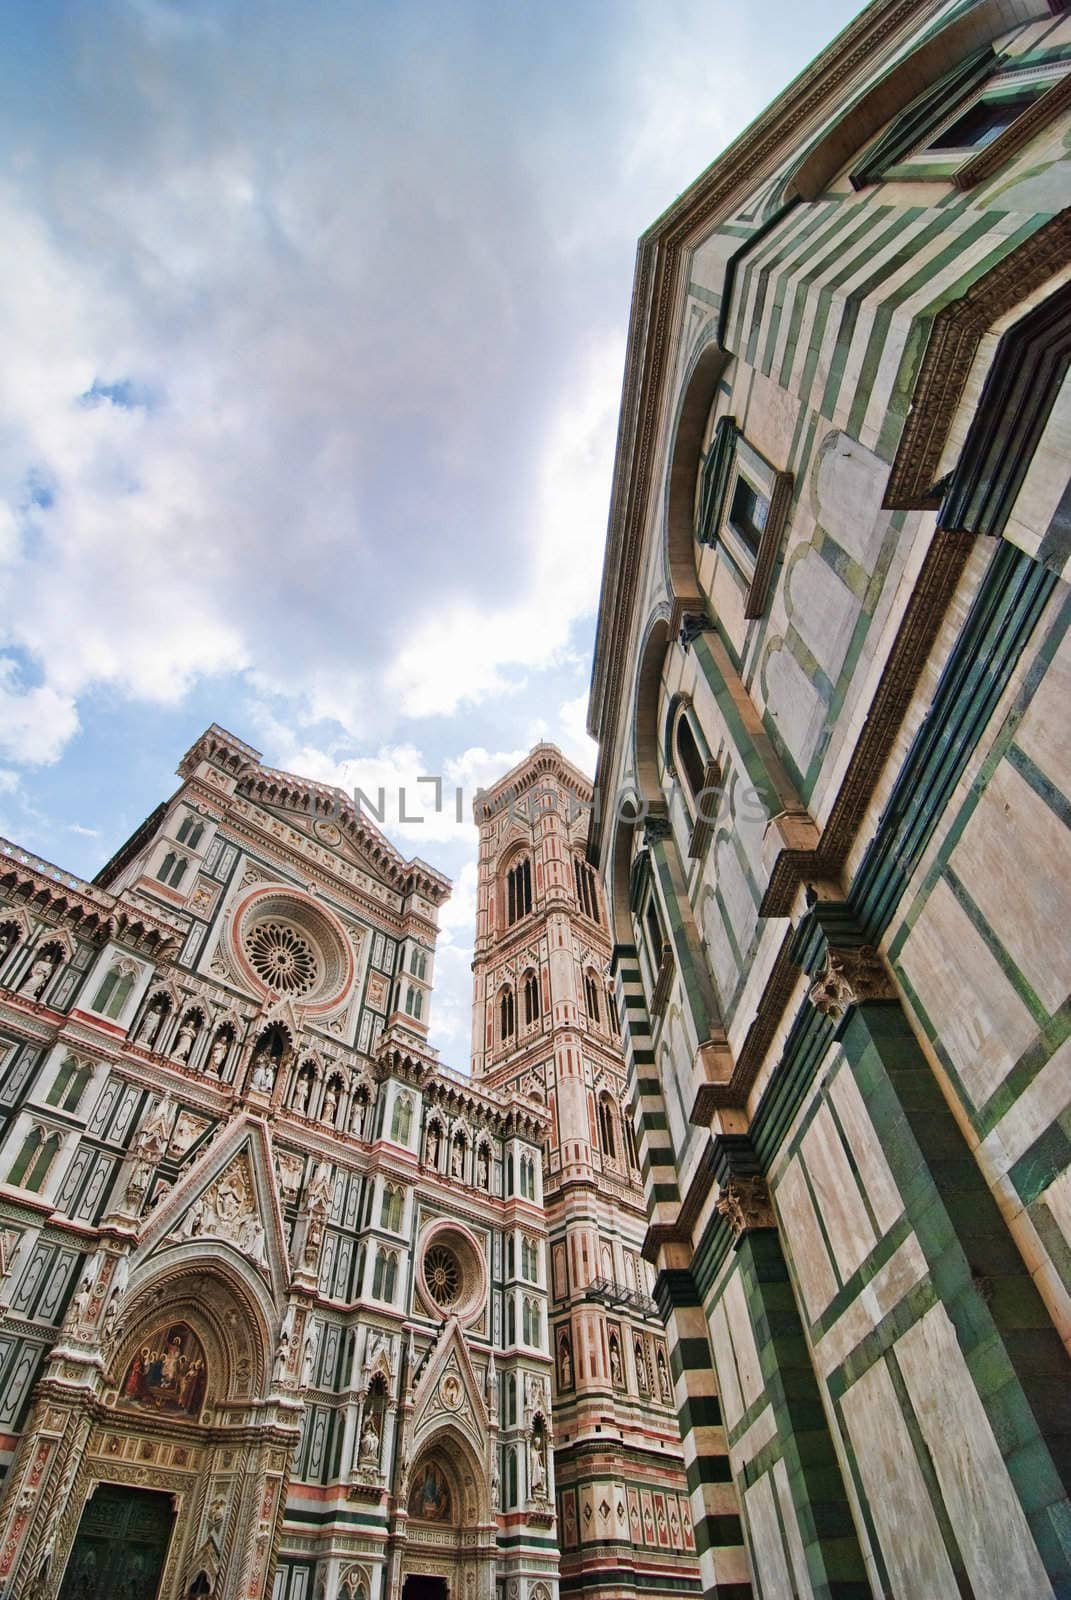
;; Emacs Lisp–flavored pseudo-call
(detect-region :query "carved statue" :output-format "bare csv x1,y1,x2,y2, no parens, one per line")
294,1074,312,1115
208,1033,229,1074
559,1340,573,1388
530,1436,546,1497
323,1082,339,1125
477,1144,490,1189
657,1347,672,1402
350,1095,367,1136
173,1018,197,1060
451,1139,464,1179
300,1333,317,1389
250,1051,275,1094
136,1001,165,1046
67,1275,93,1330
22,953,57,1000
635,1339,649,1393
358,1411,380,1465
609,1337,622,1386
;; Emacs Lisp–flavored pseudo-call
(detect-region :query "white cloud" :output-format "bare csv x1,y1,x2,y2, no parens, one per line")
385,336,623,721
0,662,79,766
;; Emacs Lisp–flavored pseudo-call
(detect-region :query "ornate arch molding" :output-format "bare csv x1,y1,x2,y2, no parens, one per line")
664,327,730,601
781,0,1047,205
407,1423,490,1528
116,1255,274,1403
884,211,1071,511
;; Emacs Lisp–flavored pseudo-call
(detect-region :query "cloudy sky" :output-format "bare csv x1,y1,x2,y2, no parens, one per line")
0,0,859,1065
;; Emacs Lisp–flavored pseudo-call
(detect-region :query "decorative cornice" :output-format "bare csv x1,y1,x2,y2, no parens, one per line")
0,838,182,958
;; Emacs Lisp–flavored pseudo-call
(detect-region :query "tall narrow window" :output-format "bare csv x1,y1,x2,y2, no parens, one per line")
573,857,600,922
9,1128,62,1193
92,964,136,1020
506,858,532,925
675,715,706,808
583,972,601,1026
598,1096,616,1161
176,813,204,848
499,985,515,1044
523,971,539,1027
46,1059,92,1112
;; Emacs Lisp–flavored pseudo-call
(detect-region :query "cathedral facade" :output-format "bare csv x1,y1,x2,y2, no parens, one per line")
586,0,1071,1597
469,747,698,1598
0,726,556,1600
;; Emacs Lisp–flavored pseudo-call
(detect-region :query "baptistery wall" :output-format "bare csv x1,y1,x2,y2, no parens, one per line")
0,726,556,1600
588,0,1071,1596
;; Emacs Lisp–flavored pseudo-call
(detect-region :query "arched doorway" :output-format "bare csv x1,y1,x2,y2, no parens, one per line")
57,1483,175,1600
402,1579,448,1600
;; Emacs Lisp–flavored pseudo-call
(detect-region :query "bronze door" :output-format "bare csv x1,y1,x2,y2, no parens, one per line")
58,1482,175,1600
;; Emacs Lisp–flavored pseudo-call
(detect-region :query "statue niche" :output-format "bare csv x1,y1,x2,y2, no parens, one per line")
120,1320,208,1418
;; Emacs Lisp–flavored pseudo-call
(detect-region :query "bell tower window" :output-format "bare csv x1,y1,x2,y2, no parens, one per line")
506,858,532,925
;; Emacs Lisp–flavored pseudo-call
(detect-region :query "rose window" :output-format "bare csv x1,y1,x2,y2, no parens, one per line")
244,921,319,996
424,1244,462,1308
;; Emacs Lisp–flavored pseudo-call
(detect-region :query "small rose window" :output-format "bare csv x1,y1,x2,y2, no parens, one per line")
244,920,319,996
424,1243,462,1308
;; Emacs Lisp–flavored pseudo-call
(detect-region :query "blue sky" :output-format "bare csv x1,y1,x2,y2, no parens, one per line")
0,0,860,1065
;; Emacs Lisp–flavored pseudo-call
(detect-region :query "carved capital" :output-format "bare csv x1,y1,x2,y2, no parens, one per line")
715,1175,775,1240
807,945,894,1020
642,816,671,847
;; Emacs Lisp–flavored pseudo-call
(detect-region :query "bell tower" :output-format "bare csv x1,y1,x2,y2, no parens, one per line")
471,746,700,1598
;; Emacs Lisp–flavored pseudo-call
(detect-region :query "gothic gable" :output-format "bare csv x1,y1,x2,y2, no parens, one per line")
409,1316,488,1460
135,1114,291,1300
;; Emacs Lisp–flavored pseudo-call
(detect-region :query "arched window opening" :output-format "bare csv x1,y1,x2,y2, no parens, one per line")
92,963,135,1019
624,1115,639,1171
176,813,205,849
598,1095,617,1162
403,985,424,1020
506,857,532,926
391,1092,413,1144
573,856,600,922
373,1247,397,1302
507,1297,517,1345
583,971,601,1025
507,1235,516,1277
523,970,540,1027
9,1127,61,1192
46,1057,92,1113
507,1446,518,1508
675,714,706,805
409,945,428,980
380,1182,404,1231
499,985,516,1044
506,1373,517,1426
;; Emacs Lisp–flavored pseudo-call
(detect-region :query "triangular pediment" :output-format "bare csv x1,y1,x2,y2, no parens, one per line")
135,1114,291,1299
410,1317,488,1456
